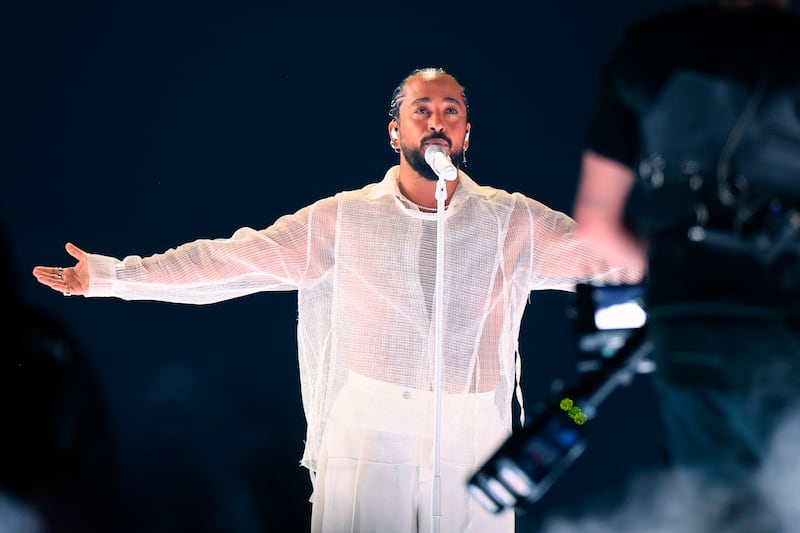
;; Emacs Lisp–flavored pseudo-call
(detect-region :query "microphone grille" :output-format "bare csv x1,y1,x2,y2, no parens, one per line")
424,144,446,165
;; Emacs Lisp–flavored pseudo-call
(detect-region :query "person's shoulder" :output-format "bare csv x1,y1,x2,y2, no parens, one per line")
337,181,389,201
626,4,712,42
511,192,565,214
773,6,800,35
477,187,559,214
310,181,382,202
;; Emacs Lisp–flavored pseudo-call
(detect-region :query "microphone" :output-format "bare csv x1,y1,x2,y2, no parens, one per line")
424,145,458,181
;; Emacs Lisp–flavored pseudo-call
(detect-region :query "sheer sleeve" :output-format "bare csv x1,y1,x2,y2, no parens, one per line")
527,197,644,291
85,199,336,304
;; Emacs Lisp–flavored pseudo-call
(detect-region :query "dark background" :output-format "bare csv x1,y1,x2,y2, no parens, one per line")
2,3,741,532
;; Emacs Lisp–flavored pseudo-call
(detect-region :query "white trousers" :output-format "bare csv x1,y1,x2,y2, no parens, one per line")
309,372,515,533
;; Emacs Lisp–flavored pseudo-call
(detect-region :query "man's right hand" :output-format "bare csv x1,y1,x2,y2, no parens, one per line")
32,242,90,297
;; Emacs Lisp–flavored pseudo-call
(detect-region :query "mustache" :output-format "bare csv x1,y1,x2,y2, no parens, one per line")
420,133,452,148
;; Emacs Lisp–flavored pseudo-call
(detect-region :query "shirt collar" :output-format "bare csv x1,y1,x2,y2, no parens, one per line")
366,165,495,206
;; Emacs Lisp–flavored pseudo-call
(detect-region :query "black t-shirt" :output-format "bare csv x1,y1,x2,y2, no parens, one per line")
585,3,800,309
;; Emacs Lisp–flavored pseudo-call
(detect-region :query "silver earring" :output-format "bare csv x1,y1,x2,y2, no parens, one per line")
390,140,400,153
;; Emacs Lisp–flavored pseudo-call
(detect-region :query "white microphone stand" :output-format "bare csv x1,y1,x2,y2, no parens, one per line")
431,173,448,533
423,145,457,533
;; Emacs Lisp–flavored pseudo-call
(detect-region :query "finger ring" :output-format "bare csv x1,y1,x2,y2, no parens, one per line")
57,267,64,281
65,285,71,297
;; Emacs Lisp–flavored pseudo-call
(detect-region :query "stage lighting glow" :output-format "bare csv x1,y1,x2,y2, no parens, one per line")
594,301,647,331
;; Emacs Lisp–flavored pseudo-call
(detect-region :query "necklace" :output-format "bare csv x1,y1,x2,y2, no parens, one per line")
400,197,448,213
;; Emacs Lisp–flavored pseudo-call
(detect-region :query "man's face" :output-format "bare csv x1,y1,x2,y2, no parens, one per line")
394,73,470,181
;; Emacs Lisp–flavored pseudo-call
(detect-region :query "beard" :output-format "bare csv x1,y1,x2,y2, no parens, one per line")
401,143,464,182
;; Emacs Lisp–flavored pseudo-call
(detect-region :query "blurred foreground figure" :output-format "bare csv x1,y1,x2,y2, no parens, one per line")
0,223,123,533
573,1,800,531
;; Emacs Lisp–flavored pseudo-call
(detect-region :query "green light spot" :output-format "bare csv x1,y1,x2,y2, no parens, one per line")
560,398,573,411
574,412,588,425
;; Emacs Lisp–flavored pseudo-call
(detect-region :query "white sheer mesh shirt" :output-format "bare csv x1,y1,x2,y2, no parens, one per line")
84,166,640,472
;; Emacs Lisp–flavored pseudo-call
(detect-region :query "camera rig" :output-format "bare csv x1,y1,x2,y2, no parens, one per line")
466,283,653,514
